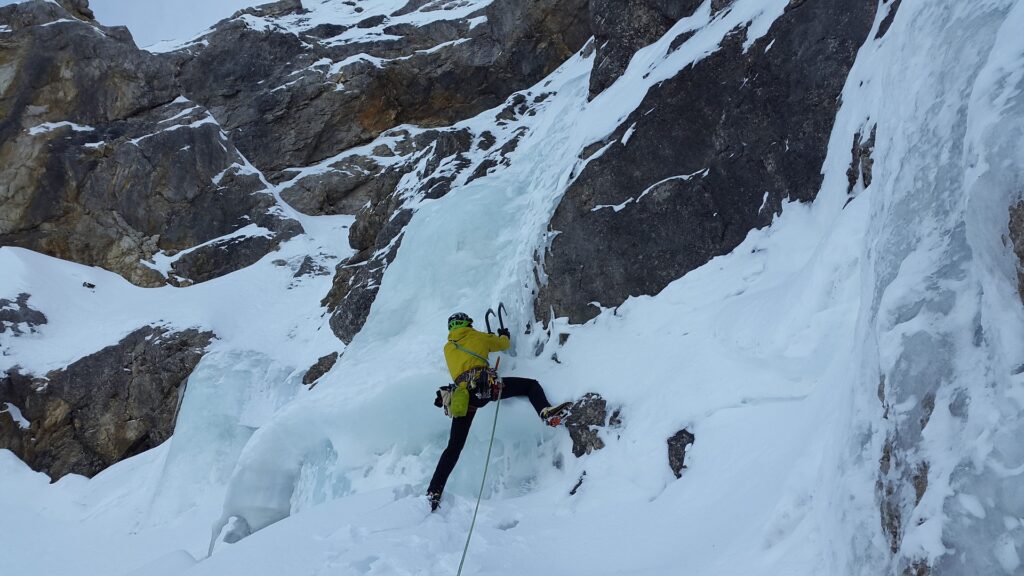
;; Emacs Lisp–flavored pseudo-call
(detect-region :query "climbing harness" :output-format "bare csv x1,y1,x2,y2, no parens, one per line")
456,357,502,576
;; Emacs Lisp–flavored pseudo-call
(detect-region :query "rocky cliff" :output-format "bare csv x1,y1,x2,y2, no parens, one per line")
0,0,873,483
535,0,878,323
0,0,301,287
0,0,593,475
0,326,213,480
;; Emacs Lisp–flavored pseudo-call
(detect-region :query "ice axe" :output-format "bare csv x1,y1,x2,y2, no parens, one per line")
484,302,507,334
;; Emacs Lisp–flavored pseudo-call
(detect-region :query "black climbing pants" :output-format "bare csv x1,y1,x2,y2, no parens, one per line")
427,377,550,495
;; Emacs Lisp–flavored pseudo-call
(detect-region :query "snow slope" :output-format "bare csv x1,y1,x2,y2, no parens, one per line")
2,1,1024,575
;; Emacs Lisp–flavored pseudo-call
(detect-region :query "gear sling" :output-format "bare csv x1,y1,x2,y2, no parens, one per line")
435,341,499,418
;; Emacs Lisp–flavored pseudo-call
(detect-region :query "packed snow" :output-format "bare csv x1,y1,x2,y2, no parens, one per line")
2,0,1024,575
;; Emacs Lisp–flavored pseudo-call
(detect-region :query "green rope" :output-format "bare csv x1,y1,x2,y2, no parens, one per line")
456,383,502,576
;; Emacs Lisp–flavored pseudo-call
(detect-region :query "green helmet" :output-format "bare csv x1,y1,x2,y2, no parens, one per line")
448,312,472,330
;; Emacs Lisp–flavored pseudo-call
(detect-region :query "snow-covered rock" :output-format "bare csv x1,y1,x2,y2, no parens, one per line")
1,1,1024,576
0,0,301,287
0,326,213,479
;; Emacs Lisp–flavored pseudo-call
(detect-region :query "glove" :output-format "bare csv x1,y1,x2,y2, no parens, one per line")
497,328,510,338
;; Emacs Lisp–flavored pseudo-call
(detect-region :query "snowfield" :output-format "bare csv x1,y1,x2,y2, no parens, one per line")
2,1,1024,575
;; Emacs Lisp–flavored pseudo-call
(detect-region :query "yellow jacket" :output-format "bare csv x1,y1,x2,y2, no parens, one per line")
444,326,510,380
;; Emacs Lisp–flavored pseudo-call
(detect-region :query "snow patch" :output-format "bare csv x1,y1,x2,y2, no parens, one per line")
158,105,201,124
39,18,79,27
130,113,219,145
27,121,95,136
621,122,637,145
592,169,709,212
1,403,30,429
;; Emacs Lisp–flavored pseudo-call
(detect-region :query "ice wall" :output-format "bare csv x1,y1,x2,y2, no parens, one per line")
149,351,299,521
829,1,1024,573
168,2,1024,574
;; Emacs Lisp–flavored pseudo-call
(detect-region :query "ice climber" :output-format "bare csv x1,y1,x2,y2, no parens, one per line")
427,312,571,511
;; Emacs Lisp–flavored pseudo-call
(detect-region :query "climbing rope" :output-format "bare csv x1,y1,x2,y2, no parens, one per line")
456,380,503,576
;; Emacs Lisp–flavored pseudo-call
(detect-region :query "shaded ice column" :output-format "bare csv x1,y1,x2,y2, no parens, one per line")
851,1,1024,574
147,350,299,522
939,2,1024,574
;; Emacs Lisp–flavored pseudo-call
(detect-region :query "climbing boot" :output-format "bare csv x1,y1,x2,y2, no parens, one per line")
427,490,441,512
540,402,572,427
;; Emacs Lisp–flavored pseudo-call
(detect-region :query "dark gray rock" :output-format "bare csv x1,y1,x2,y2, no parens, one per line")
711,0,736,14
57,0,94,21
588,0,700,97
1008,201,1024,304
0,326,214,480
280,155,383,216
536,0,879,324
667,428,695,478
876,0,902,39
170,0,590,178
302,352,339,386
230,0,304,20
0,1,302,286
846,125,876,196
564,392,610,457
0,293,46,335
294,255,331,279
569,470,586,495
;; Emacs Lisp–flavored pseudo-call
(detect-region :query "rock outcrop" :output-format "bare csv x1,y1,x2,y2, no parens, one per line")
169,0,590,179
667,428,695,478
0,1,301,287
0,293,46,335
1008,201,1024,304
0,326,213,480
564,392,620,457
302,352,339,386
536,0,879,324
321,89,561,342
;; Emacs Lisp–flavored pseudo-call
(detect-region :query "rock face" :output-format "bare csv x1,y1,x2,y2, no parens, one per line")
148,0,589,343
536,0,879,324
588,0,699,98
0,326,213,480
0,293,46,335
564,392,619,457
1008,201,1024,304
0,1,301,287
170,0,590,179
